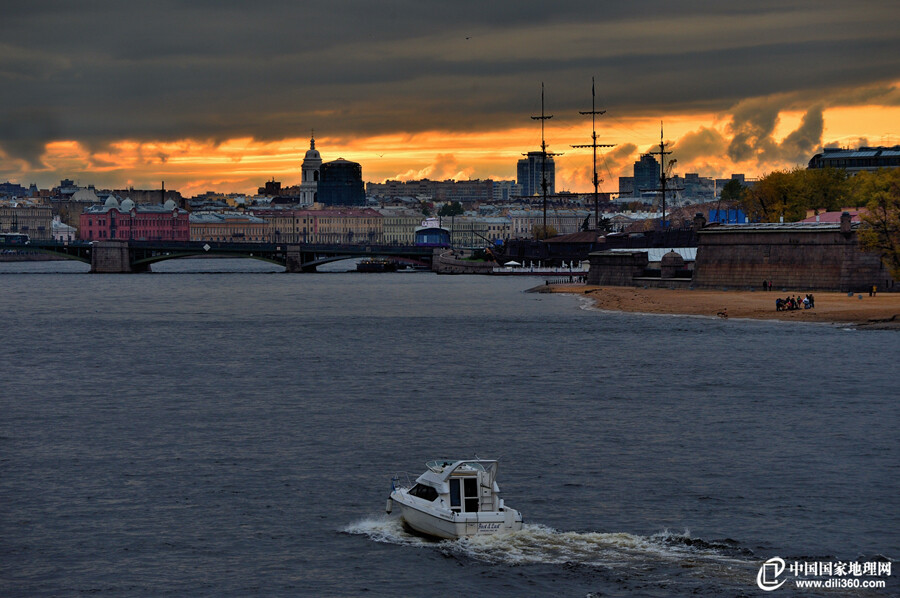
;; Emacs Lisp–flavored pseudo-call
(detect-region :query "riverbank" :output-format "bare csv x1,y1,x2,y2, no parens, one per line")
548,285,900,329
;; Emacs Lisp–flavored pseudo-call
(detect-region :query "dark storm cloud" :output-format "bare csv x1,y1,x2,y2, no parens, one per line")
1,0,898,166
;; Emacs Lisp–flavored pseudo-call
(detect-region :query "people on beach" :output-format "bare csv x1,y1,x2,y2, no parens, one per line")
776,294,815,311
717,308,728,318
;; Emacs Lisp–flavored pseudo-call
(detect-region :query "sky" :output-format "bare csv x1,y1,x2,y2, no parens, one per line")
1,0,899,197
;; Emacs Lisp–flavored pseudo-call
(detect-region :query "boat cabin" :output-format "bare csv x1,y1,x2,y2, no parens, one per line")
409,460,502,513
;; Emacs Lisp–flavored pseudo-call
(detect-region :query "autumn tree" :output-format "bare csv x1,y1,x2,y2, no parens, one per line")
740,167,850,222
740,169,804,222
531,224,558,239
851,168,900,280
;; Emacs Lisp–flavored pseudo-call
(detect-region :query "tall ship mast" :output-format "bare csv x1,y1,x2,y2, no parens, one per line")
572,77,615,230
527,83,562,238
647,122,682,229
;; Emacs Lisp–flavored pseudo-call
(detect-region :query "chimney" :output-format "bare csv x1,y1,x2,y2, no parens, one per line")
840,211,852,235
692,212,707,231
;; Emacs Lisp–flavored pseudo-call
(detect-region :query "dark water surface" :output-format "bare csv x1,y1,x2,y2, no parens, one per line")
1,260,897,596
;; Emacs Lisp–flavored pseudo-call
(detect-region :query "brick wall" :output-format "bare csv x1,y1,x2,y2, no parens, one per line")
693,227,894,292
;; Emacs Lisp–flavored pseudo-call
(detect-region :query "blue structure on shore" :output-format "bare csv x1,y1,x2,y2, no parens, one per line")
708,209,747,224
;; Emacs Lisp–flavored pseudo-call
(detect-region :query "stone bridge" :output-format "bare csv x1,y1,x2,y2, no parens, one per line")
19,240,437,273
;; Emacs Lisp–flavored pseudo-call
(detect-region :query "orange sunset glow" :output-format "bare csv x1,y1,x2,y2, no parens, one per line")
17,102,898,197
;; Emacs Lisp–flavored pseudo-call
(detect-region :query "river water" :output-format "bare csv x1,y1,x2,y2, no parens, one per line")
1,260,897,597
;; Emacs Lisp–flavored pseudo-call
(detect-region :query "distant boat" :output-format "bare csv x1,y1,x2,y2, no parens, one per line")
356,258,398,273
386,459,523,539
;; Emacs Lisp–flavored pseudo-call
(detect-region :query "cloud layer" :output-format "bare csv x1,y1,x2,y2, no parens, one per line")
1,1,898,189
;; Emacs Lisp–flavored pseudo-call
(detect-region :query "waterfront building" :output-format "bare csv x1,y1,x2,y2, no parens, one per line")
0,205,53,240
251,207,302,243
299,134,323,204
376,207,423,244
49,187,102,228
111,187,182,205
447,216,511,246
517,151,555,197
298,207,383,244
808,146,900,172
508,209,592,238
52,216,77,242
189,212,270,242
79,197,189,241
249,207,384,243
318,159,365,206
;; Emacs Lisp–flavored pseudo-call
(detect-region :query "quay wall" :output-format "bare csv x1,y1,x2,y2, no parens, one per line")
433,249,494,274
692,227,893,292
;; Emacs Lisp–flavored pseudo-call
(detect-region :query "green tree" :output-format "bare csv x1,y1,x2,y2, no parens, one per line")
438,201,464,218
799,167,849,214
438,201,464,232
719,179,744,203
852,168,900,280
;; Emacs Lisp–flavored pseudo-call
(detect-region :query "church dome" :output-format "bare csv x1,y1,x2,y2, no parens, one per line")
104,195,119,208
120,198,135,211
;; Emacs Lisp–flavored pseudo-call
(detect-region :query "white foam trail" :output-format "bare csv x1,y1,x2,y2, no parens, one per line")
344,518,747,568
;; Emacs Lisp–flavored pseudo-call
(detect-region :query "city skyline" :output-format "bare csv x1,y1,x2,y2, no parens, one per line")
1,1,898,196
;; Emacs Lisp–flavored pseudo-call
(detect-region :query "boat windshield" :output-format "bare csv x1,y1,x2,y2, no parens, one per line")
426,460,486,473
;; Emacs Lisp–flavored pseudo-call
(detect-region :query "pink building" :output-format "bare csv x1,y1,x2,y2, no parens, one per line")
79,196,189,241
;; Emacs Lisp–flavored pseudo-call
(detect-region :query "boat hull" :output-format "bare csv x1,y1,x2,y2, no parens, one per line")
389,493,523,540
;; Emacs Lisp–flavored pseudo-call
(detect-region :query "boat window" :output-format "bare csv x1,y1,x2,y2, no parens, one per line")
408,484,438,502
464,477,479,512
449,479,461,508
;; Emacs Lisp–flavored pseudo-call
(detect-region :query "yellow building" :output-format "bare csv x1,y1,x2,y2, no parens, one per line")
0,204,53,240
189,212,271,242
299,207,383,244
376,207,422,244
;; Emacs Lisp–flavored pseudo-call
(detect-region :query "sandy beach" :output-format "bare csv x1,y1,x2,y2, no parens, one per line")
549,285,900,329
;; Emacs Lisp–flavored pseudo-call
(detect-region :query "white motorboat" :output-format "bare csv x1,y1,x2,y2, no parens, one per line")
386,459,523,539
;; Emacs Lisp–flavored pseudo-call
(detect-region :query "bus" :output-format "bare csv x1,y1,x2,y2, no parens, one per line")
0,233,30,245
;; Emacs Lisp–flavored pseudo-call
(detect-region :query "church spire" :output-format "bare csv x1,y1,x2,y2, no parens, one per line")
310,129,315,150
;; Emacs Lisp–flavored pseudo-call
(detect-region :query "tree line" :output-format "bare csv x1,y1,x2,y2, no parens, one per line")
730,167,900,279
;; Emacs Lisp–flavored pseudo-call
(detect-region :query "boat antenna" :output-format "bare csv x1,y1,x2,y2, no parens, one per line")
572,76,616,231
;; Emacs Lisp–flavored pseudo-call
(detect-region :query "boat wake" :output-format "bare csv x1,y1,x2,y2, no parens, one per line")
344,516,752,570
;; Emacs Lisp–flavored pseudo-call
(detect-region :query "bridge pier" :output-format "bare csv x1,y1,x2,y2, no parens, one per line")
284,245,317,273
284,245,318,272
90,240,149,273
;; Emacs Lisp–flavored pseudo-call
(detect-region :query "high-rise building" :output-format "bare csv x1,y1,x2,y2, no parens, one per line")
317,159,365,206
299,134,323,204
517,151,555,197
633,154,660,196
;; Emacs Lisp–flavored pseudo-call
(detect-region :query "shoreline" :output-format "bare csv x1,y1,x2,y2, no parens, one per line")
545,285,900,329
